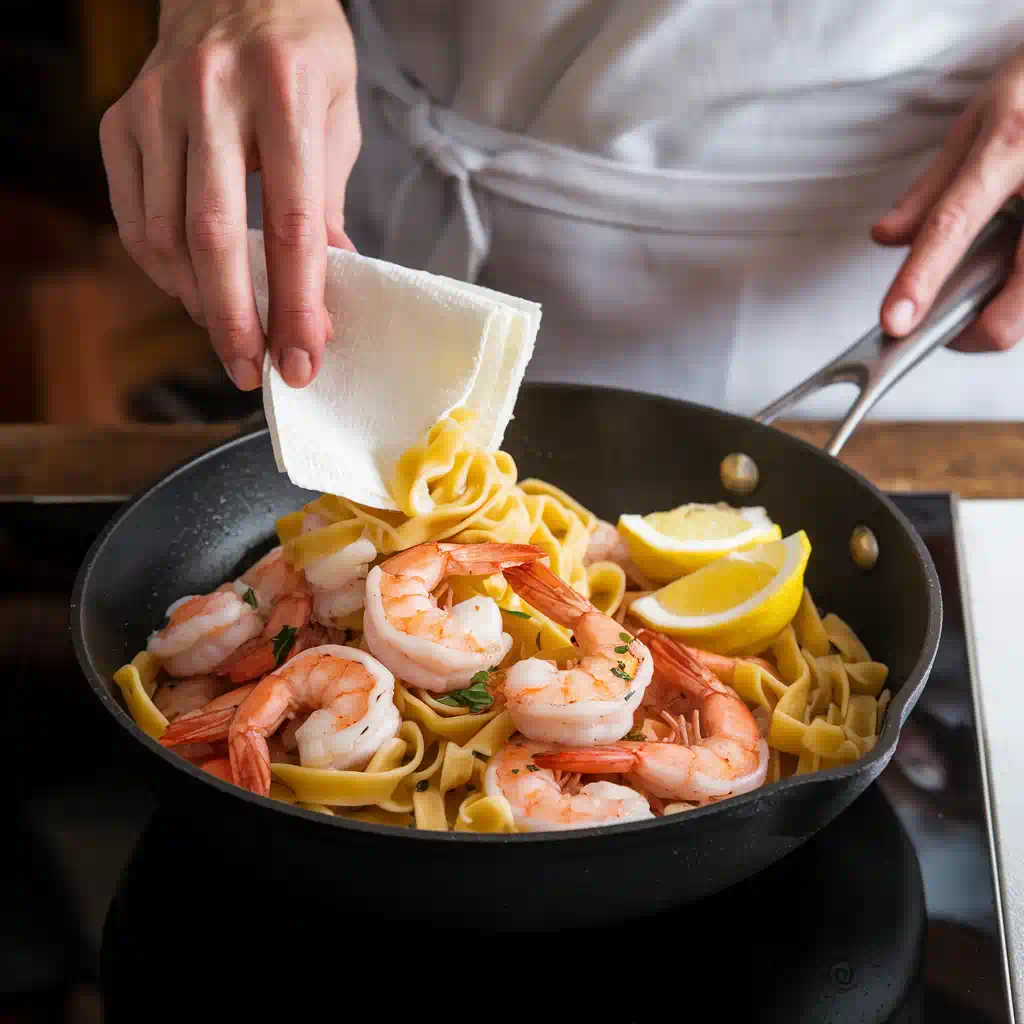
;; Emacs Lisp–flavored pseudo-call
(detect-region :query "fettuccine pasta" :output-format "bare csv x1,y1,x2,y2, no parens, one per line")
115,409,892,833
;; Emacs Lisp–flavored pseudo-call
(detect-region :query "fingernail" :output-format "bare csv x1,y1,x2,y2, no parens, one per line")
888,298,916,334
280,347,312,387
228,358,260,391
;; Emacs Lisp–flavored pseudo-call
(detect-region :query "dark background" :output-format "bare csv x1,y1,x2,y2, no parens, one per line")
1,0,258,429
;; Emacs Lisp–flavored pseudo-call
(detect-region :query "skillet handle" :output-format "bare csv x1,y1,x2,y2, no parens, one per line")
753,205,1024,457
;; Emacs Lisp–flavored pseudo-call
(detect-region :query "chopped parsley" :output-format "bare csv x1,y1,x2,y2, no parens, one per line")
623,691,635,701
614,645,629,654
242,587,259,610
611,661,633,682
415,780,429,793
271,625,298,666
471,670,490,684
619,632,633,643
436,677,494,712
526,764,540,773
511,769,520,775
502,608,532,619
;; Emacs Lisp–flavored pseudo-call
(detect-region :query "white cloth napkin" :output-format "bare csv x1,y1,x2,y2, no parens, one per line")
249,231,541,509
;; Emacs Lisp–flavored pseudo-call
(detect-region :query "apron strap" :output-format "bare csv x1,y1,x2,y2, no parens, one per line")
350,0,494,280
348,0,932,282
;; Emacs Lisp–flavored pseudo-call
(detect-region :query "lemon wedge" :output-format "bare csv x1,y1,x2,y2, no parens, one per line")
618,503,782,582
630,532,812,655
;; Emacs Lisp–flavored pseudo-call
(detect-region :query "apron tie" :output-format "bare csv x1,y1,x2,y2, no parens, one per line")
378,93,493,282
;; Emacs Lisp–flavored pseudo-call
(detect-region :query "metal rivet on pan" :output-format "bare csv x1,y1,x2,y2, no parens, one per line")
850,525,879,571
720,453,759,496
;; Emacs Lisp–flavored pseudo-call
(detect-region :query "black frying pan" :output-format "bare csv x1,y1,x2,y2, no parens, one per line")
72,213,1019,932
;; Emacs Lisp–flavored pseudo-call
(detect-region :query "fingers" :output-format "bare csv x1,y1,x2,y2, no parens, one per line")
950,222,1024,352
879,112,1024,337
99,105,148,274
135,99,202,322
186,120,265,391
257,53,329,388
324,91,361,253
872,104,981,246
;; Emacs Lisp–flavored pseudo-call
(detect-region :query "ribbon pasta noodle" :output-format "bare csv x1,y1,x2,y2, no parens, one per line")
114,410,893,832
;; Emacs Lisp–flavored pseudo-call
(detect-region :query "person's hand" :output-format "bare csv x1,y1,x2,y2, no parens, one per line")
873,45,1024,352
99,0,359,390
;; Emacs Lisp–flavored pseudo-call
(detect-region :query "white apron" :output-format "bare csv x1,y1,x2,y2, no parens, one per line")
340,0,1024,419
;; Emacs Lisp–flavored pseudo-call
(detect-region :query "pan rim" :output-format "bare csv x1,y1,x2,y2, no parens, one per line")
71,381,942,844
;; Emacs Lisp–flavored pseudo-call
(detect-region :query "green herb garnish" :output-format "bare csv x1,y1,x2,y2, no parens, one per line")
242,587,258,610
436,678,494,712
272,625,298,666
526,764,540,773
511,769,520,775
623,691,635,701
415,780,429,793
625,731,646,741
503,608,532,619
611,661,633,682
614,645,629,654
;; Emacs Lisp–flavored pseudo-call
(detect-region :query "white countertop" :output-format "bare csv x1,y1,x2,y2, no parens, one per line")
959,499,1024,1020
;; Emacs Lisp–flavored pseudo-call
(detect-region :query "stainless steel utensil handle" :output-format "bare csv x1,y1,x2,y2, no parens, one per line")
754,209,1023,457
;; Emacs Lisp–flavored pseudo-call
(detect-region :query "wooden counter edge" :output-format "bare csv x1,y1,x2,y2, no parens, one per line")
1,420,1022,499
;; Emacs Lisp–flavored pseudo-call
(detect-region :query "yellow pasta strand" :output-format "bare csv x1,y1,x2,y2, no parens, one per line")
793,589,830,658
455,792,516,833
396,681,503,744
270,721,426,806
823,613,872,663
586,561,627,618
112,652,167,740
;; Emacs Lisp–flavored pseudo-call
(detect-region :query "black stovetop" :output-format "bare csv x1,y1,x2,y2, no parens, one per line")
0,494,1011,1023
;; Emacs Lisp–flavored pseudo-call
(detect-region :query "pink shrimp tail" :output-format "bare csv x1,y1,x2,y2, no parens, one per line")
638,630,723,694
639,629,774,685
503,561,591,627
532,746,639,774
229,729,272,796
442,542,547,577
200,756,235,783
159,684,257,746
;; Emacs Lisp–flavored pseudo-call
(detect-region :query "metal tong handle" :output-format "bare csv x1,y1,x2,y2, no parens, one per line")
754,208,1023,457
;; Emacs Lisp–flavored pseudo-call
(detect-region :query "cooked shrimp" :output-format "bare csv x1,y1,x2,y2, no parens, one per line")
232,546,309,614
534,631,768,805
199,756,234,783
302,529,377,627
363,542,546,692
484,737,653,832
152,675,232,722
499,561,653,745
147,590,262,677
159,683,257,748
230,645,400,796
681,646,776,686
214,594,314,683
